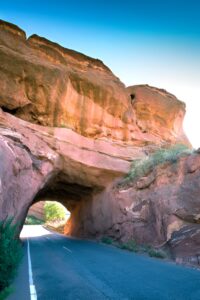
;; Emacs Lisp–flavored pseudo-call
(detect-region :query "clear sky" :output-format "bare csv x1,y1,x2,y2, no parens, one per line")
1,0,200,147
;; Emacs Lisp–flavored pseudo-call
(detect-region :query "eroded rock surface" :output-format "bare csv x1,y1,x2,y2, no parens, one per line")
127,85,189,145
65,151,200,264
0,20,189,146
0,20,199,265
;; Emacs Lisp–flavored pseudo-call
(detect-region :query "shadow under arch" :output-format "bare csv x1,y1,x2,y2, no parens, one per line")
21,171,104,238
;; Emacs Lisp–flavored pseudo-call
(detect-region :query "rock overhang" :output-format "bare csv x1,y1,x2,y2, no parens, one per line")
1,20,199,265
0,19,189,147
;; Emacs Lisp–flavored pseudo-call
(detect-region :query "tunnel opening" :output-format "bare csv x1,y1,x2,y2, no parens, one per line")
20,171,101,239
22,200,71,238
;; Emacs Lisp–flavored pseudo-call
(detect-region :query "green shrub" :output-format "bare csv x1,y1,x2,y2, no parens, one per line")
119,240,138,252
118,240,166,258
0,286,13,300
0,218,22,294
141,244,152,252
148,248,166,259
126,144,192,182
101,236,113,244
44,201,66,222
25,215,44,225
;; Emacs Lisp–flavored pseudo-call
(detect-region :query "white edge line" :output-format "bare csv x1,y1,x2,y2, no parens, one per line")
63,246,72,253
27,239,37,300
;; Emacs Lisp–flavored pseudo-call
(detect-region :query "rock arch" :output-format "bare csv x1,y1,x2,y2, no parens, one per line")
0,20,192,247
0,110,138,237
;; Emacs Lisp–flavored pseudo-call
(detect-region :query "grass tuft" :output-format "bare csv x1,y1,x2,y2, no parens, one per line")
117,240,167,259
101,236,113,244
147,248,166,259
119,240,138,252
124,144,192,183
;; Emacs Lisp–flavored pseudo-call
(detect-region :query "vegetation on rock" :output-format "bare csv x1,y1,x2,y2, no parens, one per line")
124,144,192,183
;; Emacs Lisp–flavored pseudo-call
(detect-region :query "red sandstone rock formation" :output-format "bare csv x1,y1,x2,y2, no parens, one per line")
28,201,45,220
0,20,189,146
127,85,189,146
0,20,198,265
65,150,200,264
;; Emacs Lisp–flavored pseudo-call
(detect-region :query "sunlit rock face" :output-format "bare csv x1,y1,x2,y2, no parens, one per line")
127,85,190,146
28,201,45,220
0,20,189,146
0,20,198,264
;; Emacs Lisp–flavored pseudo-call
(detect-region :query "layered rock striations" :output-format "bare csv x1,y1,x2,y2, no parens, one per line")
0,20,189,146
0,20,198,264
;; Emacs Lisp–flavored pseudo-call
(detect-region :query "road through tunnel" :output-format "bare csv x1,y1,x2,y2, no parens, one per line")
21,171,104,239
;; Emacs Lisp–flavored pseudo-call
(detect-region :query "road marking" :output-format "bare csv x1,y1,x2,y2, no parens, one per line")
63,246,72,253
27,239,37,300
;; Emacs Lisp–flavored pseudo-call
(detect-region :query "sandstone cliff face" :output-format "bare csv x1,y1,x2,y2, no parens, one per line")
0,20,198,265
0,20,189,146
127,85,189,145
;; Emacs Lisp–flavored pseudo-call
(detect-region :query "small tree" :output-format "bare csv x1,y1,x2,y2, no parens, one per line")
44,201,66,222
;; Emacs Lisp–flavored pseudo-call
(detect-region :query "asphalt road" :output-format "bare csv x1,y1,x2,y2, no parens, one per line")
8,225,200,300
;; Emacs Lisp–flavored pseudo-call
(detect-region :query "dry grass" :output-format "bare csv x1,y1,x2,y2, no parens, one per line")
123,144,192,184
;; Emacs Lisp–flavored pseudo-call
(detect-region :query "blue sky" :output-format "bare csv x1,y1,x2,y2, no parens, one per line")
1,0,200,147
